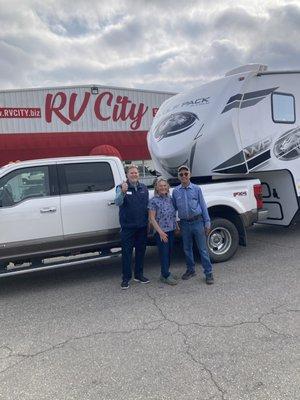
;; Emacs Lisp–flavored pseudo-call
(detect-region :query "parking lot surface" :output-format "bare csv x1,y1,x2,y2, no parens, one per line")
0,223,299,400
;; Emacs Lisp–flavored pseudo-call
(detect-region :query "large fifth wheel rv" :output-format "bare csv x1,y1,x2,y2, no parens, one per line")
148,64,300,226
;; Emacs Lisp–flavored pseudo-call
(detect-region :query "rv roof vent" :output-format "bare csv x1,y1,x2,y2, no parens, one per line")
225,64,268,77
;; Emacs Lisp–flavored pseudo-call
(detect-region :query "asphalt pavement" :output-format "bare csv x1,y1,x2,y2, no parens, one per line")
0,223,299,400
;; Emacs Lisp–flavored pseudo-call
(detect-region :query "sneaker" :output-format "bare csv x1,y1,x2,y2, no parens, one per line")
181,270,196,280
121,281,129,290
205,273,214,285
134,276,150,284
160,275,178,285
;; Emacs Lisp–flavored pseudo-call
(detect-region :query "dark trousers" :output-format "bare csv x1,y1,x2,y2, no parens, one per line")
155,230,174,279
121,226,147,282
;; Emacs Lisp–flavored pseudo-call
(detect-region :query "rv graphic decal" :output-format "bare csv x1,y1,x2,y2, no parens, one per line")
243,138,271,160
246,150,271,170
215,151,245,168
212,151,247,174
213,138,273,174
189,142,197,171
243,138,272,169
221,87,278,113
273,127,300,161
154,112,198,142
213,126,300,174
166,97,210,113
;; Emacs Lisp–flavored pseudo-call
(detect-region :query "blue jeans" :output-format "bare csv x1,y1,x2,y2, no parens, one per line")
180,219,212,276
155,230,174,278
121,226,147,282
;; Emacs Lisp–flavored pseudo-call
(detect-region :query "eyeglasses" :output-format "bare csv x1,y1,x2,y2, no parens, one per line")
179,172,189,177
156,177,167,182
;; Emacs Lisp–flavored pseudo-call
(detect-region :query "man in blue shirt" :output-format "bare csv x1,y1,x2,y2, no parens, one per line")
172,165,214,284
115,165,150,289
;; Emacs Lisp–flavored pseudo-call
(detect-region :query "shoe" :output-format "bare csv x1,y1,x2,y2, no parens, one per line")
134,276,150,284
121,281,129,290
205,273,214,285
181,270,196,280
160,275,178,285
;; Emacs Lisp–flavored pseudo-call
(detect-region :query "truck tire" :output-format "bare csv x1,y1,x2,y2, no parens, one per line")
207,218,239,263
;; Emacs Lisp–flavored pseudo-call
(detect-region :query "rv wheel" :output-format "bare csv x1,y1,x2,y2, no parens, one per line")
207,218,239,263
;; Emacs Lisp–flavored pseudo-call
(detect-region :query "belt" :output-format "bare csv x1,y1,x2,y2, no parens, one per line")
180,214,202,222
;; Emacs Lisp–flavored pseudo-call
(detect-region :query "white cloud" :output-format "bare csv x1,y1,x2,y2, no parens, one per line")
0,0,299,91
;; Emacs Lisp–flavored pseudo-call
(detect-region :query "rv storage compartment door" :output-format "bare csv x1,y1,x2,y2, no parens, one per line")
253,170,298,226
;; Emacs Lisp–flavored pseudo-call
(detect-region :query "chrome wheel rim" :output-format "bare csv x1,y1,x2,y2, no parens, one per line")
208,227,232,255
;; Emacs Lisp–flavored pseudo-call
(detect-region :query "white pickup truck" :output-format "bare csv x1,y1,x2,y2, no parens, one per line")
0,156,267,277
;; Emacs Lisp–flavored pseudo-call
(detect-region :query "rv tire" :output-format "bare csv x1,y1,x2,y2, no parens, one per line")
207,218,239,263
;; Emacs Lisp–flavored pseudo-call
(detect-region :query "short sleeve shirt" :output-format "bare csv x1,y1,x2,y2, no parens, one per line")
148,195,176,232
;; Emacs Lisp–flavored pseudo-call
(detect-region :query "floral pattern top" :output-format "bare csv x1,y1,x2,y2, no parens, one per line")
148,194,176,232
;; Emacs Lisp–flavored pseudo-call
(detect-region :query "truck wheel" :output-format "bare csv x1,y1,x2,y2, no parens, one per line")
207,218,239,263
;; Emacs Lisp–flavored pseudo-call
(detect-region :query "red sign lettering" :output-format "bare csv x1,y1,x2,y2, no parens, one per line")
45,90,149,130
152,107,159,117
94,92,112,121
45,92,91,125
0,107,41,118
69,92,91,121
45,92,70,125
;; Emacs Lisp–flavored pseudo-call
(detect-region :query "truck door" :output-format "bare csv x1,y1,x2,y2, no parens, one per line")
0,165,63,260
58,161,120,249
238,74,299,225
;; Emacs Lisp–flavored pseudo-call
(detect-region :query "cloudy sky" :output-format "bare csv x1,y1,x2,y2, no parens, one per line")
1,0,300,92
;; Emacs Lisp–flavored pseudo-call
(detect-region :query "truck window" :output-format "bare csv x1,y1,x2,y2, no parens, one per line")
0,166,50,207
272,92,295,123
61,162,114,194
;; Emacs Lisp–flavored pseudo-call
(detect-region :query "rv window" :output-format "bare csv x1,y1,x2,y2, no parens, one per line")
62,162,114,194
0,166,50,207
272,93,295,124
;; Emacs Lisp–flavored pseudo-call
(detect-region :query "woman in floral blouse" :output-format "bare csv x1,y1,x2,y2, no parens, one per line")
148,177,178,285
